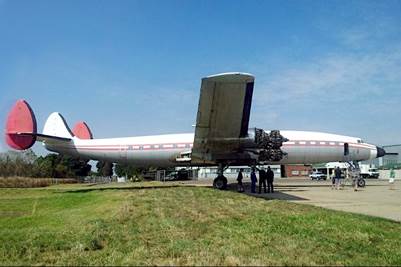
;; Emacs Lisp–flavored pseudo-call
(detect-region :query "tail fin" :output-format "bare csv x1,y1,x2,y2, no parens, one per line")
42,112,74,139
72,121,93,139
5,100,73,150
5,99,37,150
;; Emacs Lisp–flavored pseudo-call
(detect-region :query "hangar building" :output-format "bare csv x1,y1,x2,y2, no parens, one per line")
378,144,401,168
363,144,401,168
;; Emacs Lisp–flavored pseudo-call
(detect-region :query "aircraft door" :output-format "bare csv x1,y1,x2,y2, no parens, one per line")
343,142,351,161
344,143,349,156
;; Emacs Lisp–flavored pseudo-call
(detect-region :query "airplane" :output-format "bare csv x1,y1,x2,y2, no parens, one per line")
5,72,386,189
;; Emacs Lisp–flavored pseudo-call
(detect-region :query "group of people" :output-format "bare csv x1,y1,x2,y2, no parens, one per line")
236,167,275,194
332,166,360,191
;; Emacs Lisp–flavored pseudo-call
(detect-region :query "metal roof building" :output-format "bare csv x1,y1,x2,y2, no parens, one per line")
378,144,401,168
364,144,401,168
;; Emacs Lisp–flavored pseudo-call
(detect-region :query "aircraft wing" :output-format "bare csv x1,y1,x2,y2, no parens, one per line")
191,72,255,164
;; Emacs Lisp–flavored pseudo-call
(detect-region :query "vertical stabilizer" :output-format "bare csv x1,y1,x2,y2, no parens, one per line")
72,121,93,139
42,112,74,139
4,99,37,150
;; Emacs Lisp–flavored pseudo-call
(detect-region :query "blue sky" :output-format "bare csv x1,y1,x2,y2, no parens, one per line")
1,0,401,155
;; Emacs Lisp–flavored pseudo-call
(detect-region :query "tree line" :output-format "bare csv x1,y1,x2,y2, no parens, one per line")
0,149,143,179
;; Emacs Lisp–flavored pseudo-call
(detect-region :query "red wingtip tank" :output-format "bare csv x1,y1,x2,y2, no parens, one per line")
4,99,37,150
72,121,93,139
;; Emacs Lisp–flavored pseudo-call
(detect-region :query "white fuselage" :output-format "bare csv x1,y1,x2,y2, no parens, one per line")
44,130,378,167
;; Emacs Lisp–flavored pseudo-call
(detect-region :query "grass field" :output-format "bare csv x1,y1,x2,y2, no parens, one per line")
0,182,400,266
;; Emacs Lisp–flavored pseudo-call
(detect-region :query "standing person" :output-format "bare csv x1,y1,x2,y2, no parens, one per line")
266,166,275,193
237,168,244,192
389,168,396,190
331,168,336,190
258,169,267,194
335,166,342,190
250,168,257,193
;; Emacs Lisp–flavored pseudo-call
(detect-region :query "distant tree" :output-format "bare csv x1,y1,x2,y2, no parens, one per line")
72,159,92,177
34,154,58,177
96,161,113,177
33,155,54,177
22,149,37,163
55,163,69,178
0,150,91,178
104,162,113,177
59,156,90,177
33,154,91,178
114,163,143,179
0,149,37,177
96,161,105,175
58,155,92,178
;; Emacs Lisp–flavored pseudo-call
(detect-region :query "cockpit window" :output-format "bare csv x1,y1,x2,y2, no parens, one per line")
357,139,362,143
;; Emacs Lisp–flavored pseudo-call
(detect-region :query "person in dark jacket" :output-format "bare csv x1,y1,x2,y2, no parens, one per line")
250,168,257,193
237,168,244,192
266,166,275,193
258,169,267,194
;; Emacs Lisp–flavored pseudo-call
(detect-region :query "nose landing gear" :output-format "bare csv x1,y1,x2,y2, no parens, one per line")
347,161,366,188
353,177,366,188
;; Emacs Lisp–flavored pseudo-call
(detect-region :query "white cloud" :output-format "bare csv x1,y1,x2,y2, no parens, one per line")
248,40,401,144
254,45,401,106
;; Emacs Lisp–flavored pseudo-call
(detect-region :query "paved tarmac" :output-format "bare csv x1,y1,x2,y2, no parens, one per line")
188,177,401,222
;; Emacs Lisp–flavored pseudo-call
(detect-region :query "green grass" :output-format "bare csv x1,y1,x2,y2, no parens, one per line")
0,183,400,266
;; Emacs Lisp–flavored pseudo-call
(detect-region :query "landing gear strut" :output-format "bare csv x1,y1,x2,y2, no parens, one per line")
213,163,228,190
347,161,366,188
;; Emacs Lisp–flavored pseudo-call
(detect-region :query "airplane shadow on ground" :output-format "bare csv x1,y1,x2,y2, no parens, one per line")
226,182,309,201
58,182,308,201
58,184,185,193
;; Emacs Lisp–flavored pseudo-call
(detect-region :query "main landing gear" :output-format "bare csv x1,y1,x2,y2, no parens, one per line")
213,164,228,190
212,129,288,190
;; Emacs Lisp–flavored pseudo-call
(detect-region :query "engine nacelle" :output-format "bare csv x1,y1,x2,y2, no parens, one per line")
254,128,288,162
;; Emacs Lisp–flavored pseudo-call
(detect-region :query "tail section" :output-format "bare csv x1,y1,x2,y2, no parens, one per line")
5,100,73,150
5,99,37,150
5,99,96,152
43,112,74,139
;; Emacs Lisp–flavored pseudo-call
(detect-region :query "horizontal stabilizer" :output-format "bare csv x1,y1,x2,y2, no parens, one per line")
7,132,71,142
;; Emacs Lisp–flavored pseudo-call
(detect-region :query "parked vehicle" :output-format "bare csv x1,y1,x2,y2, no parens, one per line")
309,171,327,180
359,165,379,178
165,169,189,181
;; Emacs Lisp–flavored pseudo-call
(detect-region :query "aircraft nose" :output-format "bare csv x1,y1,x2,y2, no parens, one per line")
376,146,386,158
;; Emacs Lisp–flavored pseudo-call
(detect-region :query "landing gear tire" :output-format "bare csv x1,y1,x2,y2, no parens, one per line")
213,175,227,190
358,178,366,188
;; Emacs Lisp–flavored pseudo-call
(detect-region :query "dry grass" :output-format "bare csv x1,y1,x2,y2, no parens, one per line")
0,177,77,188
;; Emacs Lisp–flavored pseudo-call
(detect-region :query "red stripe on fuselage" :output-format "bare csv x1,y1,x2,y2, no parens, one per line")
57,140,375,152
